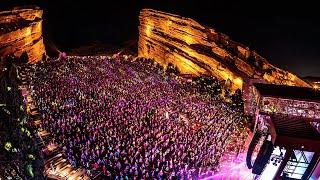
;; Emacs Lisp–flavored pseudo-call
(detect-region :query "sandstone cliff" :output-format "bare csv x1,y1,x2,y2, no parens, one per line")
0,7,45,63
138,9,310,89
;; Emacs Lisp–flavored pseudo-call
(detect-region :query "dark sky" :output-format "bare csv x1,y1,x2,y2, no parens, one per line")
1,0,320,77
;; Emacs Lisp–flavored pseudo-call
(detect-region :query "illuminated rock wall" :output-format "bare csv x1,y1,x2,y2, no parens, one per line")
138,9,310,89
0,7,45,63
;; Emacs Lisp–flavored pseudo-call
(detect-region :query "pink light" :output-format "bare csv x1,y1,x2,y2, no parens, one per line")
199,133,256,180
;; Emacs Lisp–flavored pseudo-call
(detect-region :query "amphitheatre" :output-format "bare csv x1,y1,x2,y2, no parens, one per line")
0,5,319,180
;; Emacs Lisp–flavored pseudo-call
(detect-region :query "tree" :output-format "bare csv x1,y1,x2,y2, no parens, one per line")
230,89,244,111
165,63,175,74
19,52,29,63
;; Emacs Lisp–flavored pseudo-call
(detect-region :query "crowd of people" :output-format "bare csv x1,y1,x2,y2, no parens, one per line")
24,55,248,179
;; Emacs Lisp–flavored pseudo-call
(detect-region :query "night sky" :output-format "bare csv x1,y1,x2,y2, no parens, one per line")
1,0,320,77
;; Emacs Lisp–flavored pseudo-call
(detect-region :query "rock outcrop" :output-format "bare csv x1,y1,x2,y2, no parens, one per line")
0,7,45,63
138,9,310,89
304,76,320,89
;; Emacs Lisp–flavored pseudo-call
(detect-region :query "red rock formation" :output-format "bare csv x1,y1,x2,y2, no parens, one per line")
138,9,310,89
304,76,320,89
0,7,46,63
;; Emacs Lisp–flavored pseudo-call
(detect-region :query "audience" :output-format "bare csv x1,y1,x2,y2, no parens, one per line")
24,55,247,179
